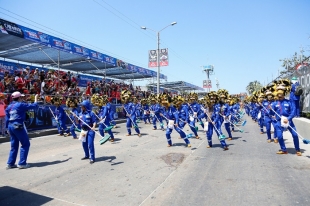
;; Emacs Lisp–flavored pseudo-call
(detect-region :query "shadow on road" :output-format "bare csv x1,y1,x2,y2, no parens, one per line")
95,156,124,166
172,143,187,147
286,148,306,154
0,186,53,205
31,157,72,167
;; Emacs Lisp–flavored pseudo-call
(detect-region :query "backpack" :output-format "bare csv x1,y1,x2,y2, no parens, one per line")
294,86,303,96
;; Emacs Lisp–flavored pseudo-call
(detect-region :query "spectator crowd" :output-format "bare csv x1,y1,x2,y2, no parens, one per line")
0,67,152,104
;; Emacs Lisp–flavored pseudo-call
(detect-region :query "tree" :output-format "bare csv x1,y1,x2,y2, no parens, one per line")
246,81,263,95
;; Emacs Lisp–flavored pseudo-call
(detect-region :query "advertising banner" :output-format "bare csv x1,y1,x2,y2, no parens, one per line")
159,48,169,66
148,50,158,68
0,18,116,66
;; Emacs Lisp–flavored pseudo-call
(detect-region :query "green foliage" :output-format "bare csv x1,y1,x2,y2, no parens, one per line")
246,81,263,95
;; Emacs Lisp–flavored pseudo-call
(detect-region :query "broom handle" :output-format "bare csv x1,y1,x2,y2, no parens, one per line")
70,111,102,137
200,106,221,134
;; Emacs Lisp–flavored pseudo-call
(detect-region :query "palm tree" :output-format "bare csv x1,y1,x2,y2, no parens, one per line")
246,81,263,95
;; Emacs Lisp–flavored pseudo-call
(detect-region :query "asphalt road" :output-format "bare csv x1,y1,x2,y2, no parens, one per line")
0,116,309,206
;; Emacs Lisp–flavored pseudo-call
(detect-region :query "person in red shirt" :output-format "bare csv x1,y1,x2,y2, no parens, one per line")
85,82,91,96
15,74,26,92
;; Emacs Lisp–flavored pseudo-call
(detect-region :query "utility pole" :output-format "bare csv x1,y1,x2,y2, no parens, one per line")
215,78,219,90
202,65,214,92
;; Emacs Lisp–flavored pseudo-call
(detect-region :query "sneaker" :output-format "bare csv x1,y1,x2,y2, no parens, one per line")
152,128,157,130
260,132,264,134
89,160,95,164
17,164,30,169
187,144,191,148
274,139,278,143
296,151,302,156
110,138,114,142
206,145,212,148
167,144,172,147
228,137,232,141
57,134,63,136
81,157,89,160
6,164,17,170
138,134,141,137
64,132,71,137
195,136,200,139
267,139,271,143
276,150,288,155
223,147,229,151
126,134,131,136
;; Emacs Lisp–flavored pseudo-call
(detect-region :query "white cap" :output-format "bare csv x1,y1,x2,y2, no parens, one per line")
11,91,25,98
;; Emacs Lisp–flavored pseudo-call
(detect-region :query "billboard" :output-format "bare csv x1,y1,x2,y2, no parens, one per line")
148,48,169,67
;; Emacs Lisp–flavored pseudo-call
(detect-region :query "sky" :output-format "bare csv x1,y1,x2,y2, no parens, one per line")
0,0,309,94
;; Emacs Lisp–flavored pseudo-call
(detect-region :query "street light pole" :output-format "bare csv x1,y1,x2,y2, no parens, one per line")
141,22,177,94
157,31,160,94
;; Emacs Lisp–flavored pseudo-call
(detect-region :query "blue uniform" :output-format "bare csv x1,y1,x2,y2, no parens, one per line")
188,102,200,137
176,105,190,145
203,104,228,148
124,102,140,135
142,104,151,124
150,103,164,130
106,103,116,126
270,99,299,152
221,103,233,139
79,101,97,161
70,108,81,139
164,105,179,146
6,101,38,166
98,105,114,140
290,82,300,117
55,106,69,135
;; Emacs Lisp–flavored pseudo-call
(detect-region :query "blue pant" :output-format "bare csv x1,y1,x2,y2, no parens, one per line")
258,118,264,132
143,114,151,123
152,115,163,129
126,116,140,135
292,100,300,117
174,122,190,145
57,120,69,135
206,123,227,148
275,121,300,152
82,130,95,160
99,122,114,139
188,120,198,136
224,122,232,138
70,124,81,138
7,123,30,166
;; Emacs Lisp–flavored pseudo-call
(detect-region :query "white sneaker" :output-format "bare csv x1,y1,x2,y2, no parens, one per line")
17,164,30,169
6,164,17,170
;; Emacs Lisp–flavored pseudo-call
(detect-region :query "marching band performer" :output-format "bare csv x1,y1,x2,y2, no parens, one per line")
262,89,278,143
187,93,200,139
150,95,164,131
174,95,191,147
78,100,97,163
122,90,141,137
52,95,70,136
99,95,115,142
66,96,80,139
6,92,38,169
141,99,151,124
218,91,233,140
269,84,301,156
203,92,229,150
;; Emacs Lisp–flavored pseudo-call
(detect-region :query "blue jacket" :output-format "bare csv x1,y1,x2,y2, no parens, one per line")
270,99,295,122
290,82,301,101
165,106,179,123
124,102,136,117
55,106,66,122
79,110,97,130
178,105,189,122
5,101,38,127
